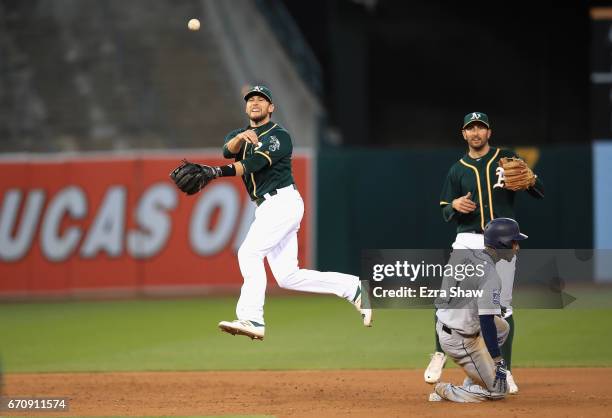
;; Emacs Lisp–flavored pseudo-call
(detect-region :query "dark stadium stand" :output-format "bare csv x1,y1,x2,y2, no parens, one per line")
0,0,243,152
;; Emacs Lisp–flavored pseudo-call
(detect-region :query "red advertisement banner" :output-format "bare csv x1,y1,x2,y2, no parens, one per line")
0,152,312,297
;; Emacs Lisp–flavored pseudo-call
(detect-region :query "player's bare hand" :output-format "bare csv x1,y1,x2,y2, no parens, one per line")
452,192,477,213
237,130,259,145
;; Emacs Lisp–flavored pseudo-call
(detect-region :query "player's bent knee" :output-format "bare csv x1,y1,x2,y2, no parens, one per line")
274,270,299,289
275,277,292,289
497,328,509,346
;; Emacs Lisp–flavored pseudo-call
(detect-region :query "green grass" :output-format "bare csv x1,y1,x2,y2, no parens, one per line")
1,295,611,373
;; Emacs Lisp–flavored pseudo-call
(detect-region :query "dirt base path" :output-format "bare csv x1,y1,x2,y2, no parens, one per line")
3,368,611,417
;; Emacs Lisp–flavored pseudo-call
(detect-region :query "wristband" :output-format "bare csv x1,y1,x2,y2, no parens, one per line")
218,164,236,177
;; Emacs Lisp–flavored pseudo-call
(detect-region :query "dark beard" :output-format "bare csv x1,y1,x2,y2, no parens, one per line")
250,114,266,124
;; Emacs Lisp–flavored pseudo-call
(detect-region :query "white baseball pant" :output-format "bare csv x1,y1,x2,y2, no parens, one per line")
236,185,359,324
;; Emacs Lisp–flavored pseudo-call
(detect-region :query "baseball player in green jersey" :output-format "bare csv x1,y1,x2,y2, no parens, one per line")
216,85,372,340
424,112,544,393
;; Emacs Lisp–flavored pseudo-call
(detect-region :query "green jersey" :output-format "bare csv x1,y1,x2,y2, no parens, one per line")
223,121,295,201
440,147,544,233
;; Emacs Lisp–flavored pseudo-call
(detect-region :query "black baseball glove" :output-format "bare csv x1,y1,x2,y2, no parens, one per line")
169,160,219,195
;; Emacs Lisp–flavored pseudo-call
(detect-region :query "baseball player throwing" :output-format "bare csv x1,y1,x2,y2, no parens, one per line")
425,112,544,393
429,217,527,402
170,85,372,340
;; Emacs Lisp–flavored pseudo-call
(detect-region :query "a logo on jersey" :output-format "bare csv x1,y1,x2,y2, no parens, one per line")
492,289,501,306
470,112,482,121
493,166,505,189
269,136,280,152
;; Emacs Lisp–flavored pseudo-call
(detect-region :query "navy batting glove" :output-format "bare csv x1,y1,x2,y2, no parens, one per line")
493,359,508,393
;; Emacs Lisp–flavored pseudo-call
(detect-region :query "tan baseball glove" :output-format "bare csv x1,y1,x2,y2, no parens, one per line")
498,157,536,191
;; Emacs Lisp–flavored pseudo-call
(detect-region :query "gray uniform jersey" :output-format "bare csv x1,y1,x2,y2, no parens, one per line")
450,233,516,317
433,249,510,402
435,249,502,334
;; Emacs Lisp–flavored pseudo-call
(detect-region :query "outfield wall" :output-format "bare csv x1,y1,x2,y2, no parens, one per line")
0,151,313,298
0,144,603,299
316,145,594,275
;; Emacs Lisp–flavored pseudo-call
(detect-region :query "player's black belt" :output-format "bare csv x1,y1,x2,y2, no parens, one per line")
255,184,297,207
442,324,479,338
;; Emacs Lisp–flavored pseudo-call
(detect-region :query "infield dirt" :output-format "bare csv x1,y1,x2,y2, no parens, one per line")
4,368,611,417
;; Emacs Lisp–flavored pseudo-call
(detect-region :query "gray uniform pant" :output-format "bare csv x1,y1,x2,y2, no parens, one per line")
435,317,510,402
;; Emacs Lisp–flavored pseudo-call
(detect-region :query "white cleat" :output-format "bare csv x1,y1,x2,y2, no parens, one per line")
507,371,519,394
428,392,443,402
424,352,447,384
352,283,373,327
218,319,265,341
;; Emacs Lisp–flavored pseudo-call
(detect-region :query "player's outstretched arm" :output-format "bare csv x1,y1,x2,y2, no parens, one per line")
170,160,246,195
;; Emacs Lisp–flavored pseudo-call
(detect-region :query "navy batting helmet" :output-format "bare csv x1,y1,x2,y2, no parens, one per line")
484,218,528,249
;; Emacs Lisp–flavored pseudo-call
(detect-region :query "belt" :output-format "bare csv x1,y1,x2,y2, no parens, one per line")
255,184,297,206
441,323,479,338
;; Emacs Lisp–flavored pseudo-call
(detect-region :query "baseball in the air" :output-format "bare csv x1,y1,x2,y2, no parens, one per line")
188,18,200,31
